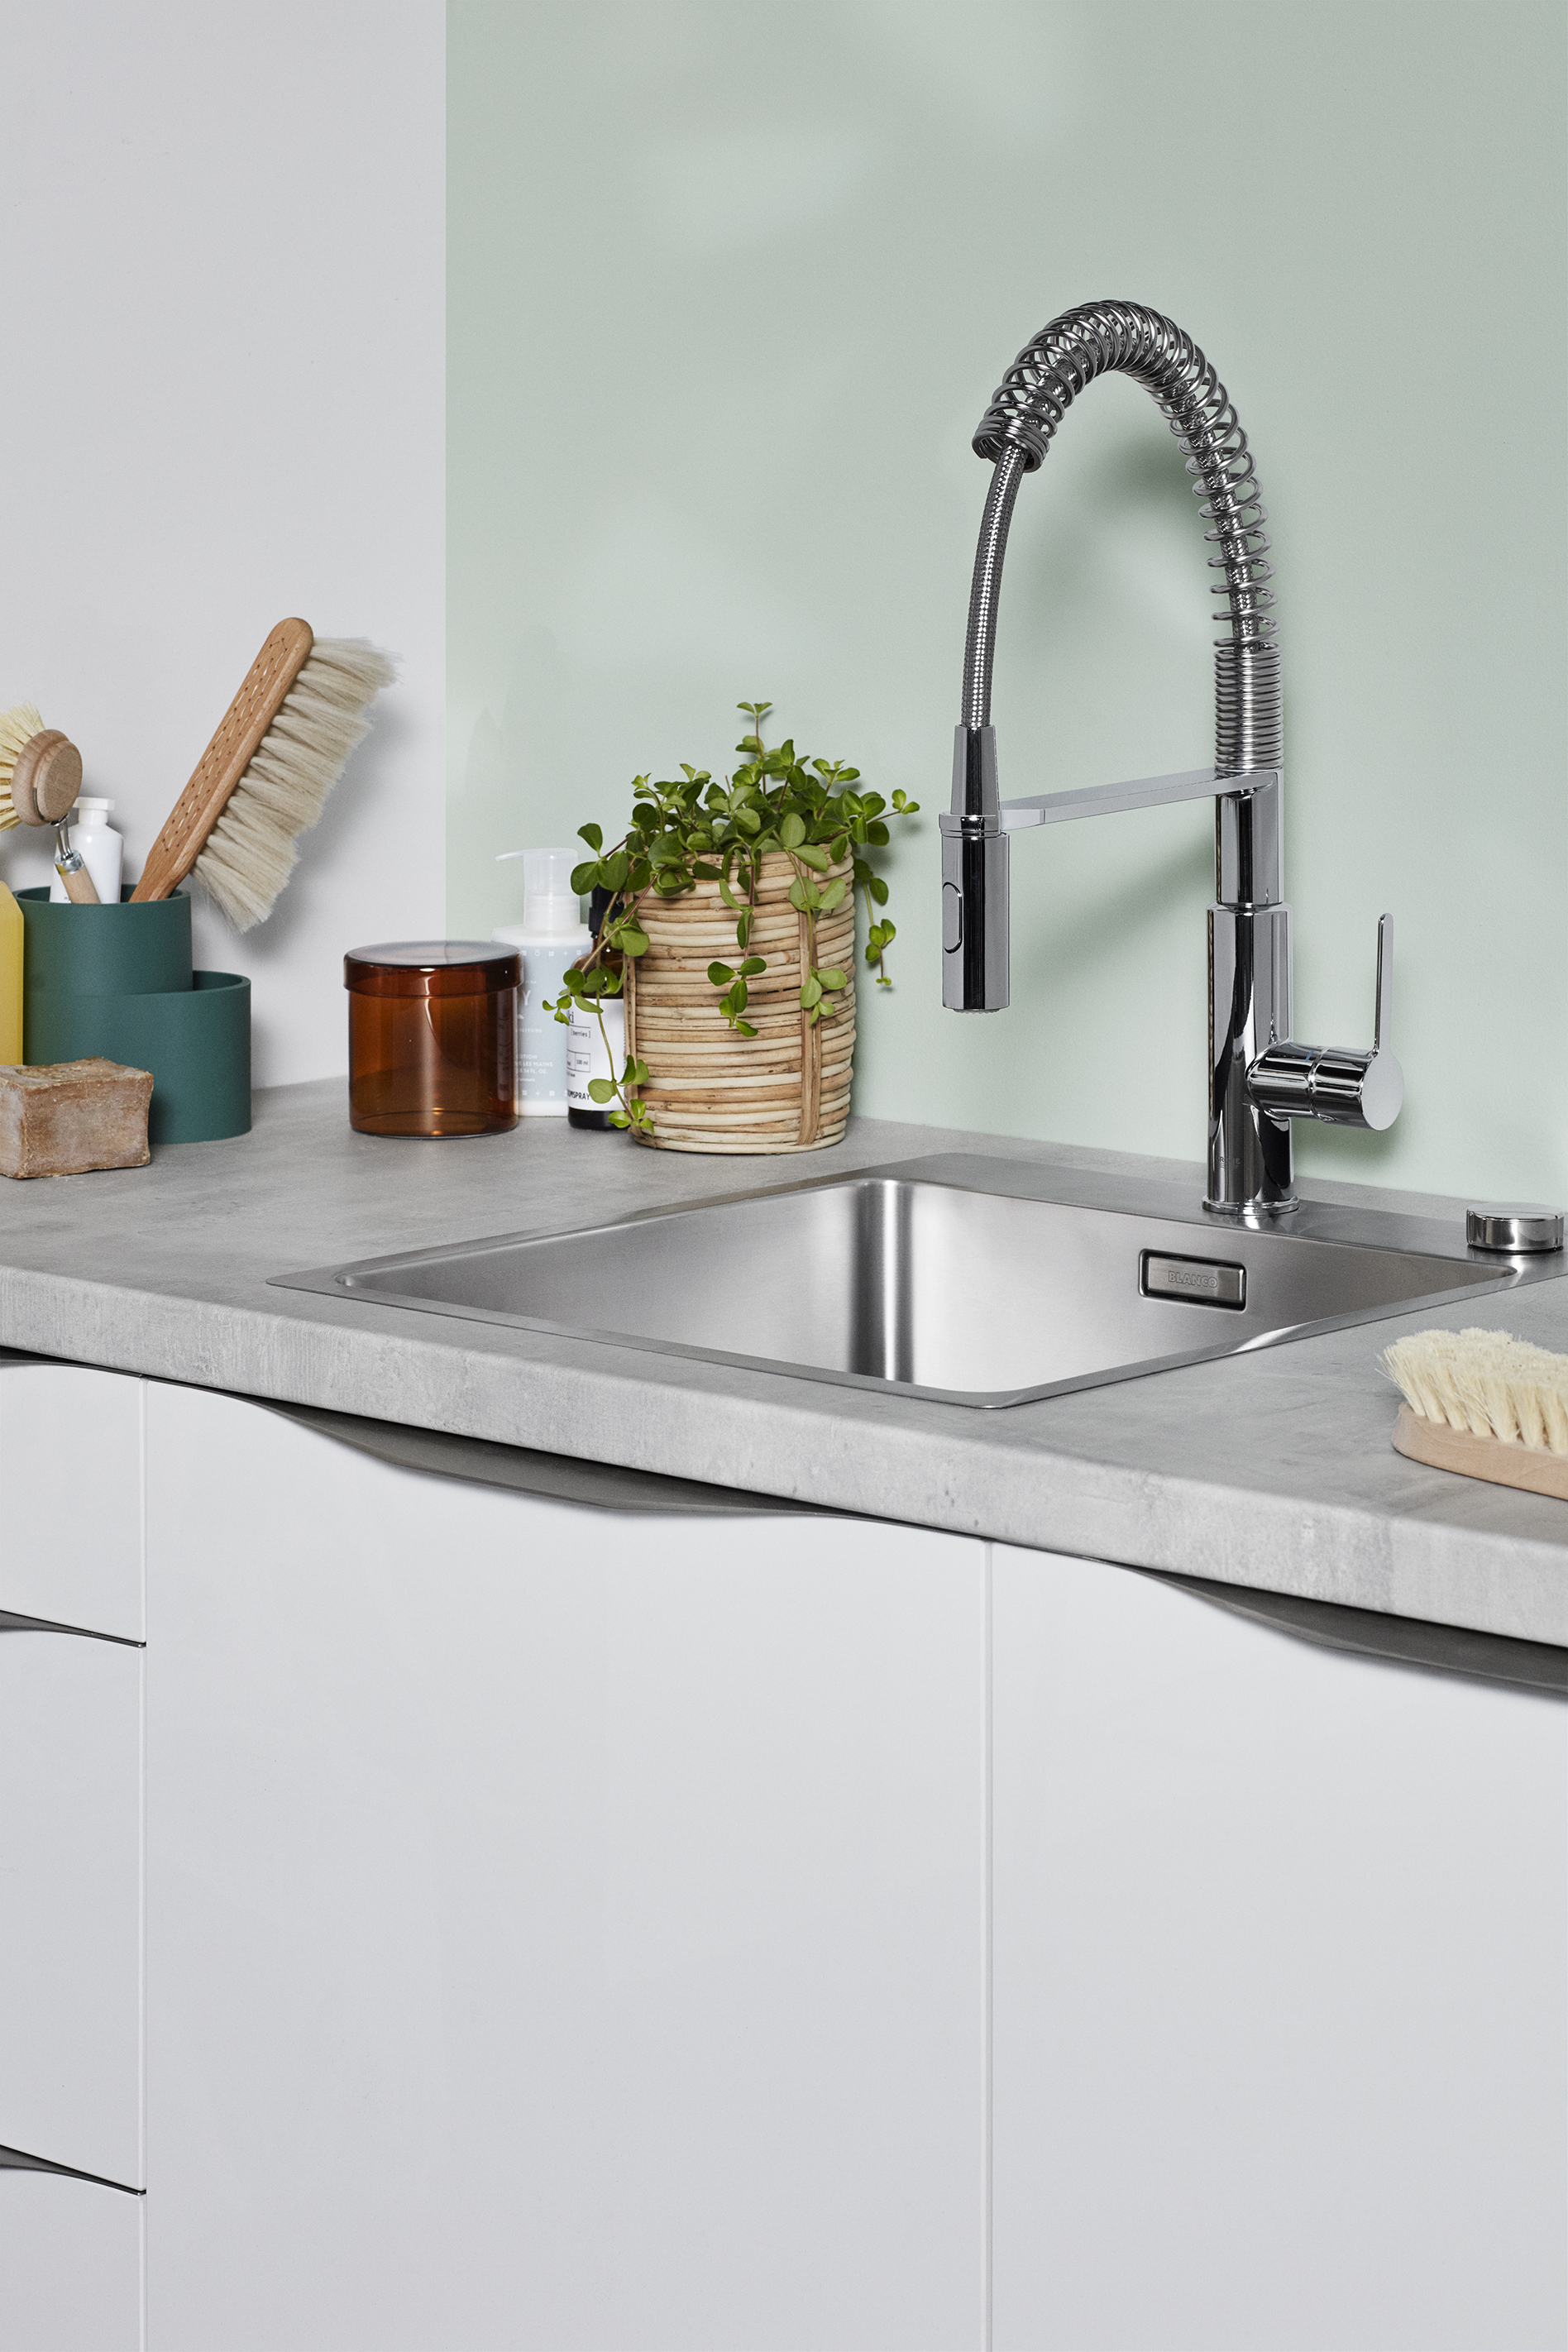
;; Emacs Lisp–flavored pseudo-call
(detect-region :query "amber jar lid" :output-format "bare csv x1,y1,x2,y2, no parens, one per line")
344,941,522,1000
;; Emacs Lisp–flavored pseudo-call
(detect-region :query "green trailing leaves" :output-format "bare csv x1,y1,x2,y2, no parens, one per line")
865,916,897,987
719,973,752,1030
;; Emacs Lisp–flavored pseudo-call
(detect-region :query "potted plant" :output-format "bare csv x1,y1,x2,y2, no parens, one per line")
548,702,918,1152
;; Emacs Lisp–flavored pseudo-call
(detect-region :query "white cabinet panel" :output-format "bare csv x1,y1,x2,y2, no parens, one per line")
0,1363,142,1638
0,1630,141,2190
991,1546,1568,2352
0,2171,141,2351
146,1382,984,2352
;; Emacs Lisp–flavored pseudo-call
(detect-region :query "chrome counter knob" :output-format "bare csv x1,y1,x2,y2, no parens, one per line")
1465,1205,1566,1254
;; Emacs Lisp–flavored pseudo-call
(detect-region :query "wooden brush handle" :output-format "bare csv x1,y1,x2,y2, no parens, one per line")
1393,1402,1568,1501
131,619,313,903
12,730,84,826
56,858,100,905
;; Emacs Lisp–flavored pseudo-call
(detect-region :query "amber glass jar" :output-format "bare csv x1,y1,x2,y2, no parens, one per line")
345,942,519,1137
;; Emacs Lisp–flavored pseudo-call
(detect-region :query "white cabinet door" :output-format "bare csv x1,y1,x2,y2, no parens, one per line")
0,1628,142,2189
0,2171,141,2352
991,1545,1568,2352
145,1382,985,2352
0,1362,142,1638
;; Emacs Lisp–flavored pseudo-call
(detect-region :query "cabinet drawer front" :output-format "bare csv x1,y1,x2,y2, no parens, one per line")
0,1631,141,2187
146,1381,986,2351
0,2171,141,2351
0,1363,142,1638
992,1546,1568,2352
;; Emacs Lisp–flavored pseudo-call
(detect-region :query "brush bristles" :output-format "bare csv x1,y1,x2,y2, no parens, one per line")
0,702,45,829
191,638,396,930
1383,1327,1568,1456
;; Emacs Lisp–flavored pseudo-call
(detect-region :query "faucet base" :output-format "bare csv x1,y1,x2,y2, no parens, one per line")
1202,1191,1300,1225
1207,901,1295,1217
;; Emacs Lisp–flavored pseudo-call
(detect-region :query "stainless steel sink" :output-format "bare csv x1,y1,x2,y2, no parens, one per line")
272,1154,1560,1408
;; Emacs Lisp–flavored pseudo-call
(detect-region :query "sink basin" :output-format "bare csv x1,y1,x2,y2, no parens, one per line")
272,1154,1556,1408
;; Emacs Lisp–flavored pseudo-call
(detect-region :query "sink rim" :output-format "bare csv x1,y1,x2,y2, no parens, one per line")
268,1153,1561,1411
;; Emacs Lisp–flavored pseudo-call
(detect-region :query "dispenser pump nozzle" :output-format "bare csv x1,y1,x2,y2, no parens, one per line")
496,844,584,937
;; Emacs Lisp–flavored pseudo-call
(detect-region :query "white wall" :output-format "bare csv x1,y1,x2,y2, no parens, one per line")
0,1,446,1087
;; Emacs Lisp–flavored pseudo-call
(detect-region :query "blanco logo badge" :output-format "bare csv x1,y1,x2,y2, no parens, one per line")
1140,1252,1246,1310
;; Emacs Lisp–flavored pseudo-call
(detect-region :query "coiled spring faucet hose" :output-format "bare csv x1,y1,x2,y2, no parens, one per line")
963,299,1281,777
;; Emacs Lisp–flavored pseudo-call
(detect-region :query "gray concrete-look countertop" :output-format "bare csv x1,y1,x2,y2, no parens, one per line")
0,1078,1563,1647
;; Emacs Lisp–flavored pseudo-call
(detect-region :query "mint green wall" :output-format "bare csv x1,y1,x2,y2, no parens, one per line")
450,1,1566,1200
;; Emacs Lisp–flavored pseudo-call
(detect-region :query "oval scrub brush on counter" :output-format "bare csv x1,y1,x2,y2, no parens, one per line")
131,619,396,929
1384,1328,1568,1501
0,704,99,901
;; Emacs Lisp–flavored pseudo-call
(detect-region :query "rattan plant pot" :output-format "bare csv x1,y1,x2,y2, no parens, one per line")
624,853,855,1153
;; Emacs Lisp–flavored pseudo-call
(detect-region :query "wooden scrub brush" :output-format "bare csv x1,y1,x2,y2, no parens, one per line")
132,619,395,929
0,705,98,901
1383,1327,1568,1501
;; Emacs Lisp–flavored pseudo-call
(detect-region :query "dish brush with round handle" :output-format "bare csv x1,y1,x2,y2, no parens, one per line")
0,704,99,901
1383,1327,1568,1500
131,620,396,929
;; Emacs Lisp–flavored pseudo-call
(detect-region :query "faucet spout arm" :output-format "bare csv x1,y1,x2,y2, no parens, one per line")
991,764,1227,831
944,764,1283,912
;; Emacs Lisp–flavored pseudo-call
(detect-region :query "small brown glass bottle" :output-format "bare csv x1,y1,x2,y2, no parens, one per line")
345,942,519,1137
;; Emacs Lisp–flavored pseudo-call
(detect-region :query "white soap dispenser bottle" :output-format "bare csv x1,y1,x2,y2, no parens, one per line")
491,848,590,1116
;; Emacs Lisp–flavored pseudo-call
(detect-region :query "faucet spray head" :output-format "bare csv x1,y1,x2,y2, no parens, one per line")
939,725,1009,1011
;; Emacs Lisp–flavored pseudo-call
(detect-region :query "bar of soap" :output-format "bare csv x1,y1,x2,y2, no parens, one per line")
0,1059,154,1178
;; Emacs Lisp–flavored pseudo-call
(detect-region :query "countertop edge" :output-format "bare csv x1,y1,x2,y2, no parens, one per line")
3,1258,1563,1651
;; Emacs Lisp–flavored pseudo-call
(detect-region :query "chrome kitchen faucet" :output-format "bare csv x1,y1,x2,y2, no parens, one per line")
941,300,1403,1220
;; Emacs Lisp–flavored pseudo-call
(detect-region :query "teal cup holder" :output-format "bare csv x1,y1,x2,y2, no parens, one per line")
19,887,251,1145
21,884,193,995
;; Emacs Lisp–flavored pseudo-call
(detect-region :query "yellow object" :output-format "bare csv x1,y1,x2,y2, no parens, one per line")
0,880,22,1063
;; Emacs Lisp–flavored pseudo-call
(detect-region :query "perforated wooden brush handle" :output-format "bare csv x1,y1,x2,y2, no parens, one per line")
131,619,313,903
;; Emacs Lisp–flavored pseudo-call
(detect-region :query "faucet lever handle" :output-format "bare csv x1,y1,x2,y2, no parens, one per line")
1246,911,1404,1133
1373,911,1392,1056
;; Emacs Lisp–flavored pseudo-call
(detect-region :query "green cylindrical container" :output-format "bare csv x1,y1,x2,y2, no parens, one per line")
22,973,251,1145
19,889,251,1144
20,886,193,996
